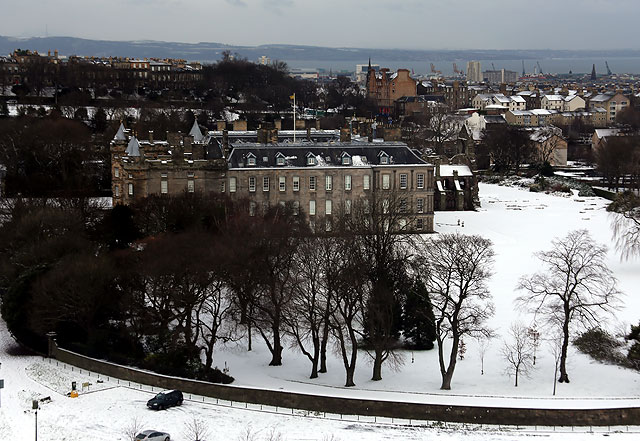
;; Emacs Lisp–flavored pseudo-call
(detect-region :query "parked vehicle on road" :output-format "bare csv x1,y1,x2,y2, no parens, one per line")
134,429,170,441
146,389,183,410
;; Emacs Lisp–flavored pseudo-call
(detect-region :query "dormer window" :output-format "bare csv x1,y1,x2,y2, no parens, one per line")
341,152,351,165
276,152,286,166
246,153,256,166
378,151,389,165
306,153,317,166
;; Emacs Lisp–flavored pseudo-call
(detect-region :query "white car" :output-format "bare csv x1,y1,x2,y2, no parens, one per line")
134,430,170,441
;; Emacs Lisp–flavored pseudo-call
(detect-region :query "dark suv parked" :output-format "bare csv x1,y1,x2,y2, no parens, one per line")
146,390,183,410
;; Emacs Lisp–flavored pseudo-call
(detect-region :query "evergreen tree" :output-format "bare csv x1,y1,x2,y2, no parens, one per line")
402,279,436,350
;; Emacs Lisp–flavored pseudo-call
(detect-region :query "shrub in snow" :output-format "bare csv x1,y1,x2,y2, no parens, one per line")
574,327,625,365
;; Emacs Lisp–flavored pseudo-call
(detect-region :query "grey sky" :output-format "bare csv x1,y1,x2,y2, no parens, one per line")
4,0,638,50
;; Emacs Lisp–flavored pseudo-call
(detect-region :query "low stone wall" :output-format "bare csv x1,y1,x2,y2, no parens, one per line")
592,186,617,201
51,343,640,426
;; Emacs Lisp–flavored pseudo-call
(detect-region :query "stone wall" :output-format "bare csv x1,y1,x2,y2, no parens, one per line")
50,343,640,426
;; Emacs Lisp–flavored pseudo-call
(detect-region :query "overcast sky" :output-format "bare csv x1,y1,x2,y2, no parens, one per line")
4,0,638,50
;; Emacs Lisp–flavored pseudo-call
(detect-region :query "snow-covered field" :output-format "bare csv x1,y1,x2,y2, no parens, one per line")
1,183,639,440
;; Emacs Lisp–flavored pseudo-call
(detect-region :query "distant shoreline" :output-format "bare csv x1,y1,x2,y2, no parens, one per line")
2,35,640,75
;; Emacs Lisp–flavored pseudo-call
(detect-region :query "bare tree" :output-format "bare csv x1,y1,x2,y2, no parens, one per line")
414,233,495,390
476,335,492,375
197,271,237,370
284,236,331,379
328,235,367,387
532,126,564,167
609,192,640,260
516,229,622,383
183,416,210,441
502,322,535,387
122,416,145,441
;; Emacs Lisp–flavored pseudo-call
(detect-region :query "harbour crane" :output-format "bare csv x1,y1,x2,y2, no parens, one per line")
536,61,543,75
430,63,441,75
605,61,612,75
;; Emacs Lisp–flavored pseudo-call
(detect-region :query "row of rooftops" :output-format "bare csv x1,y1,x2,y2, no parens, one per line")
1,51,202,72
113,122,432,169
508,107,606,117
226,143,427,169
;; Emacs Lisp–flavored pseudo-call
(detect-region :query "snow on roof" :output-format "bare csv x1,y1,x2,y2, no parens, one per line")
543,95,564,101
493,94,510,103
510,110,532,116
351,155,368,166
529,129,556,142
510,95,526,103
594,128,621,139
590,94,612,102
530,109,554,115
440,165,473,177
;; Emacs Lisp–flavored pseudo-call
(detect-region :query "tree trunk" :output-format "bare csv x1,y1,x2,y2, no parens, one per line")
439,334,459,390
319,313,330,374
345,366,356,387
559,313,570,383
515,367,519,387
310,335,320,379
247,322,252,351
269,325,283,366
372,350,383,381
204,341,214,369
440,370,454,390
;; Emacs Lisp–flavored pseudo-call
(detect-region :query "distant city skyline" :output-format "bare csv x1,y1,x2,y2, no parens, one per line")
5,0,640,51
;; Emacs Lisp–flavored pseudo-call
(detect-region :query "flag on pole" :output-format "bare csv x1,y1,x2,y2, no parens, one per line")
290,93,295,100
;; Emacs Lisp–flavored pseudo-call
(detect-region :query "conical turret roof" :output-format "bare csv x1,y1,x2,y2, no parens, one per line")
125,136,140,157
189,120,205,143
114,122,126,141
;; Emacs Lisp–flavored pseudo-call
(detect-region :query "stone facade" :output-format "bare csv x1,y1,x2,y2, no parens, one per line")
110,124,226,206
226,143,436,233
588,93,630,124
110,125,435,233
366,67,417,116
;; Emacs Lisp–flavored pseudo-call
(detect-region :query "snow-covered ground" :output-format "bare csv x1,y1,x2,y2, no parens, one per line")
1,183,639,440
215,183,640,404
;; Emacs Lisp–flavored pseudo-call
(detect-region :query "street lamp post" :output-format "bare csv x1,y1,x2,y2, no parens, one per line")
32,400,39,441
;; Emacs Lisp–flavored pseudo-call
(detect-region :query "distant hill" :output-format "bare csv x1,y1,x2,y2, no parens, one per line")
2,35,640,71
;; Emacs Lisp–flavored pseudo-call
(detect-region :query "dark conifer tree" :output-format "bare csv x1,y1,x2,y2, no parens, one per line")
402,279,436,350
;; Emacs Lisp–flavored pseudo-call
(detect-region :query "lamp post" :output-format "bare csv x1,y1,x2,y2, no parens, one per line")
32,399,39,441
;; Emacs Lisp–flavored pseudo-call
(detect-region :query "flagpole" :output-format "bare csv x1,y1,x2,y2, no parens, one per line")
293,93,296,143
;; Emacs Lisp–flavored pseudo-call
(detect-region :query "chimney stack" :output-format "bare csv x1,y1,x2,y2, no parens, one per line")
222,129,229,158
340,127,351,143
148,130,154,144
